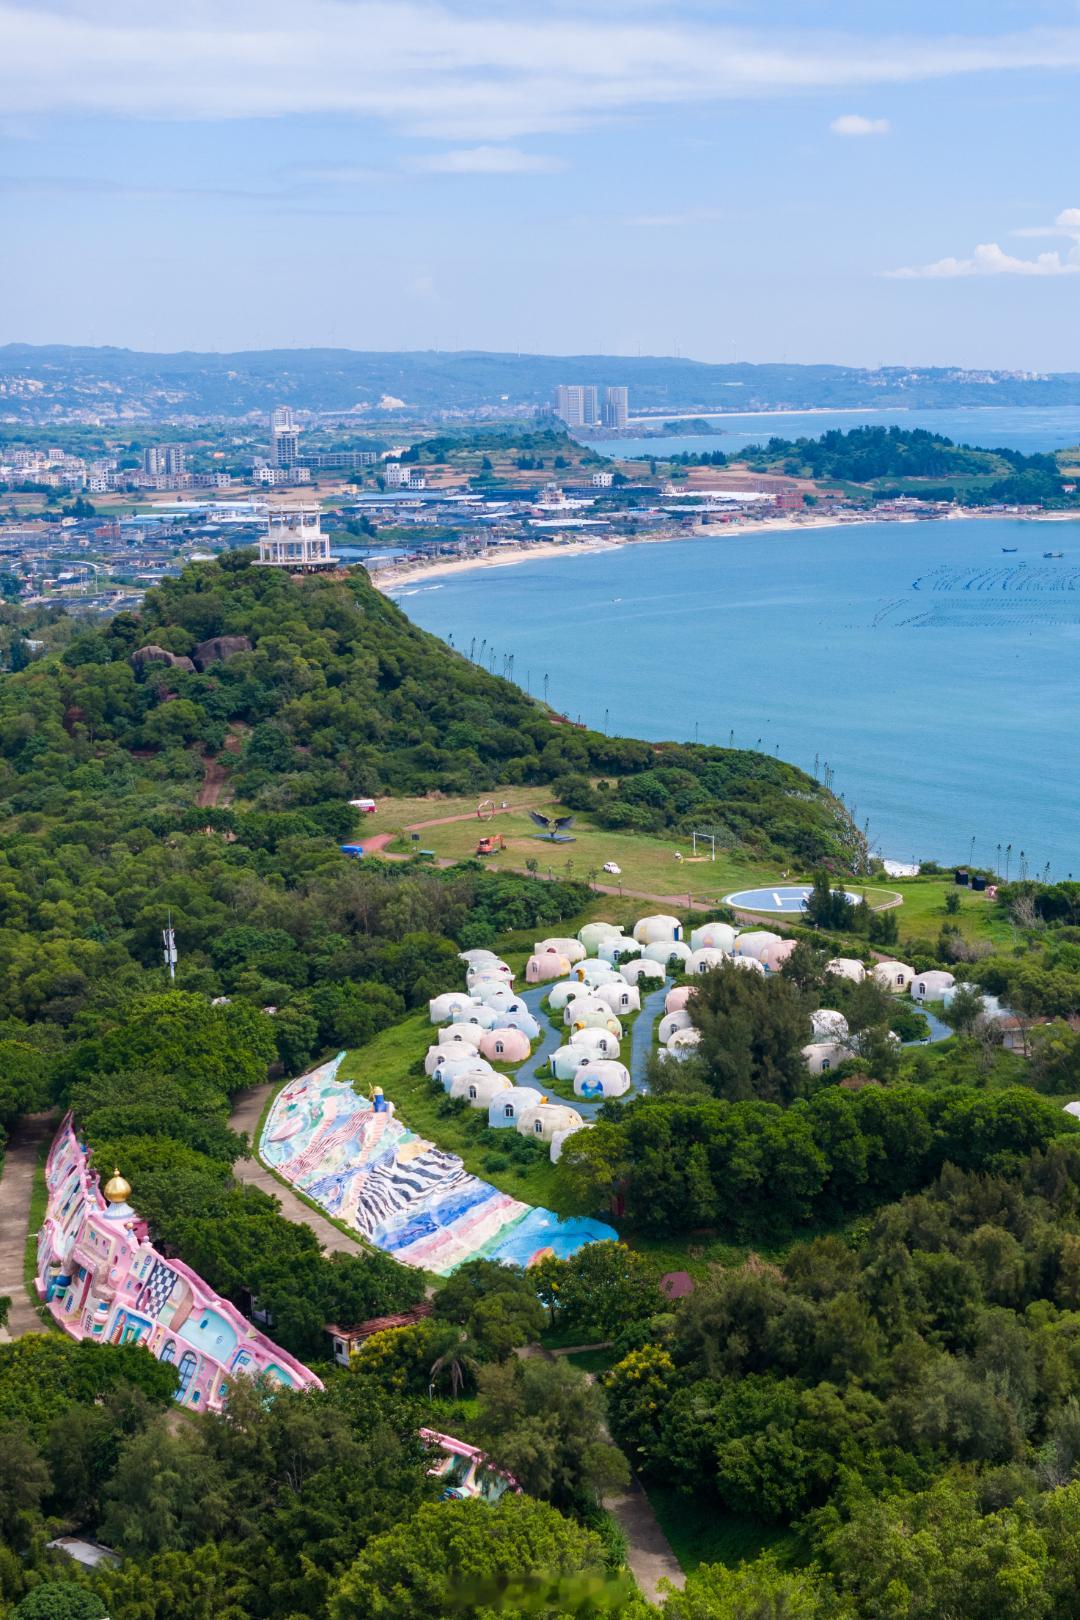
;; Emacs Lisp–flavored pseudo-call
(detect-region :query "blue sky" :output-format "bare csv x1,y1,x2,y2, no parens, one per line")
3,0,1080,366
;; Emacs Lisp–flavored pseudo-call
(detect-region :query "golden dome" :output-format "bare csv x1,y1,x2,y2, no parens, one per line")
103,1168,132,1205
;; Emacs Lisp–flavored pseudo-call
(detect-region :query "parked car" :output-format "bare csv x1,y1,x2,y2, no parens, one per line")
602,862,621,876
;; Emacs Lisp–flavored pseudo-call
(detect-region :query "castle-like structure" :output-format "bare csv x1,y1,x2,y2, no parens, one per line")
36,1114,322,1412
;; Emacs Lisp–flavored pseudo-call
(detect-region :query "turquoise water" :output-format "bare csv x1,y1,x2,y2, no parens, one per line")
394,516,1080,873
577,405,1080,462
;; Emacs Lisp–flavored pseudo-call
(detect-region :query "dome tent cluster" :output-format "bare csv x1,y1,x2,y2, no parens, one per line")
430,909,889,1162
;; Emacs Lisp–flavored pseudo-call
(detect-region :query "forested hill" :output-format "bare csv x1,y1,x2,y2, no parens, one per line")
4,343,1080,418
1,554,856,862
740,424,1075,505
0,555,857,1041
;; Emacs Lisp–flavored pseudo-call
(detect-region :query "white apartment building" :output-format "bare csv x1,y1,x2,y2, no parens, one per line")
603,387,629,428
269,405,301,468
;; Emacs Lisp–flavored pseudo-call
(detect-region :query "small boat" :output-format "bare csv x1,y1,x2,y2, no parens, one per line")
1002,546,1018,553
1044,550,1065,559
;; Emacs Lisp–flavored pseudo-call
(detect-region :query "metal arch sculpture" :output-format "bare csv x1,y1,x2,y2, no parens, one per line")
477,799,496,822
528,810,576,842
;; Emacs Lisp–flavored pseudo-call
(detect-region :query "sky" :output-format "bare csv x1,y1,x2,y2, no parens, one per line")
3,0,1080,368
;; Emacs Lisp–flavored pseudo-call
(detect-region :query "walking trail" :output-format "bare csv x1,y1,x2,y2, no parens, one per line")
0,1113,54,1340
195,726,245,810
516,1341,684,1602
229,1084,363,1257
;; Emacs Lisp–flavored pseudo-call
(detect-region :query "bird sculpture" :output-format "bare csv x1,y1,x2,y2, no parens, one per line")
527,810,575,840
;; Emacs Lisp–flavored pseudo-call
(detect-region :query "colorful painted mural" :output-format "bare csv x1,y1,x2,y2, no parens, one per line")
260,1055,617,1275
36,1115,322,1412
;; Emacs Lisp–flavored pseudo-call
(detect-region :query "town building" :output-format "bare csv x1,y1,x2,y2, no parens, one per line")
269,405,300,468
298,450,379,471
603,386,629,428
325,1303,433,1367
385,462,425,488
554,385,586,427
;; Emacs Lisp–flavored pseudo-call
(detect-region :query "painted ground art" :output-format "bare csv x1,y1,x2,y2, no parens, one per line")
260,1055,616,1275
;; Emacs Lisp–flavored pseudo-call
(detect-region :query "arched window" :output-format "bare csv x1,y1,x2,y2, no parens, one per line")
504,1104,514,1118
468,1086,477,1100
160,1339,176,1365
175,1351,197,1401
822,1059,831,1072
534,1119,544,1135
896,973,904,986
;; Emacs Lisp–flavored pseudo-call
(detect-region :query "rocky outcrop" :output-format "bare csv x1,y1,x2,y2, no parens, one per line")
192,635,253,671
130,645,197,674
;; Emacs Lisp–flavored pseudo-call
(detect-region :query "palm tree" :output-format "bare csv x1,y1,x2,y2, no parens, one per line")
429,1331,480,1400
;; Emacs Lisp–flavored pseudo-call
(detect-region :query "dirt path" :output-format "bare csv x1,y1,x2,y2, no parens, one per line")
515,1340,684,1602
0,1114,54,1340
195,726,244,810
228,1084,365,1258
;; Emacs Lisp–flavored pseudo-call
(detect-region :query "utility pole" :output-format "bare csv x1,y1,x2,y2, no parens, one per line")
162,912,177,982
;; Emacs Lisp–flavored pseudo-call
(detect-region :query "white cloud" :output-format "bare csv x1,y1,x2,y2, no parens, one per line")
830,113,890,135
4,6,1080,139
886,240,1080,278
1013,205,1080,239
406,145,565,173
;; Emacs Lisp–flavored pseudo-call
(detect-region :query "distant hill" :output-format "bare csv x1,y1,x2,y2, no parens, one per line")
2,344,1080,421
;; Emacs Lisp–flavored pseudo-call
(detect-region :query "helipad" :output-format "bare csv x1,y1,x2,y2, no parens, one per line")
723,884,864,915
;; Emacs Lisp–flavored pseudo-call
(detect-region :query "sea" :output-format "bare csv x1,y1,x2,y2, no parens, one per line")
391,407,1080,874
575,403,1080,462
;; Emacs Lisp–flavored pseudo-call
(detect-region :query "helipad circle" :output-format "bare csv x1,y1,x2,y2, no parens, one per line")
724,884,864,915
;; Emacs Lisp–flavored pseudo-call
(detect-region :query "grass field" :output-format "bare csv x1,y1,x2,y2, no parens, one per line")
360,792,1010,949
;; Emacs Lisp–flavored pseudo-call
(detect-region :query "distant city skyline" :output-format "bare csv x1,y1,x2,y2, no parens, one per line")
3,2,1080,367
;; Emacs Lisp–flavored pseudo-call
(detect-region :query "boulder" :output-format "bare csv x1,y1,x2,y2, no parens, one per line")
130,645,196,673
192,635,252,671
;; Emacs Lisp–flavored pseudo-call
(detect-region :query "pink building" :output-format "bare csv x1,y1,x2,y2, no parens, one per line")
419,1428,520,1503
35,1114,322,1413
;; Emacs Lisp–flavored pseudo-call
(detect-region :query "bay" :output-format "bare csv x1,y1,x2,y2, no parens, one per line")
393,515,1080,874
576,404,1080,462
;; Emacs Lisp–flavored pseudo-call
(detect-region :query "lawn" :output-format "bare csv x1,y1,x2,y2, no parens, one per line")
363,795,797,907
358,793,1014,956
645,1482,801,1575
882,873,1014,949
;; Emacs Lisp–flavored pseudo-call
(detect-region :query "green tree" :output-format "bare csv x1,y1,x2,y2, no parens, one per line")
691,964,811,1104
329,1496,627,1620
15,1588,108,1620
472,1358,629,1509
432,1260,545,1360
664,1556,839,1620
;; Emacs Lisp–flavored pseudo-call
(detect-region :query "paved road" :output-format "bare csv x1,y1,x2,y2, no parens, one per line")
0,1113,54,1340
229,1084,364,1258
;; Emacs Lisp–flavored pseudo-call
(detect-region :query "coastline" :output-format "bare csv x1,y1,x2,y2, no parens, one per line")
369,513,870,592
369,507,1080,594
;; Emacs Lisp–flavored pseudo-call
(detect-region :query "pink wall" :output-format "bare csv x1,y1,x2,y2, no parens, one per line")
36,1114,322,1413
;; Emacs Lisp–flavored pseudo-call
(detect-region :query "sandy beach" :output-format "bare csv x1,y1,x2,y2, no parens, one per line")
369,512,868,592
